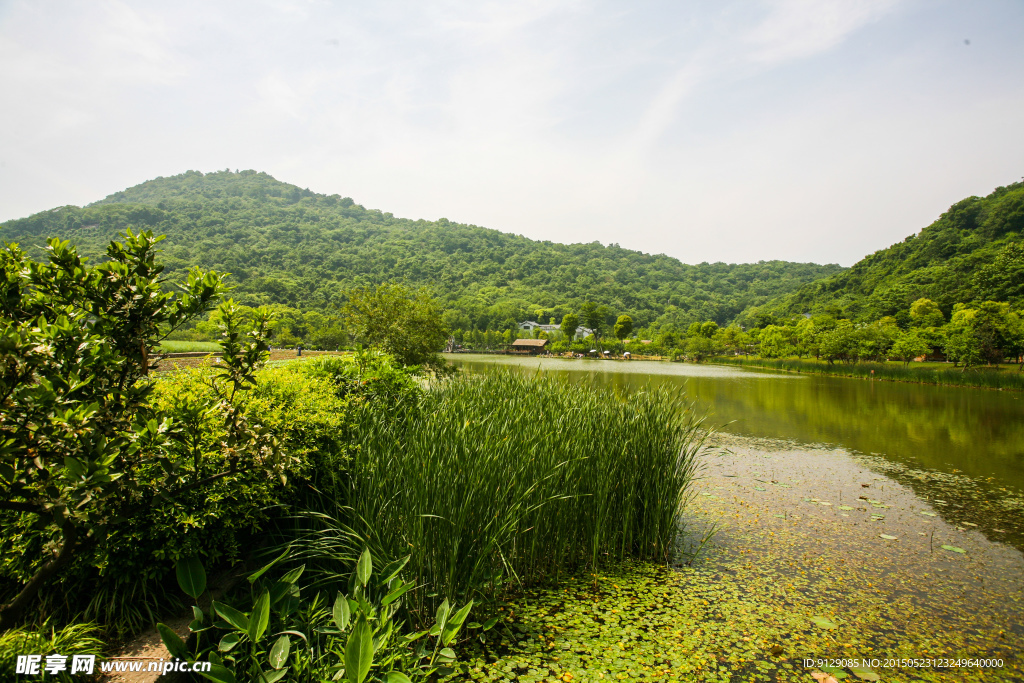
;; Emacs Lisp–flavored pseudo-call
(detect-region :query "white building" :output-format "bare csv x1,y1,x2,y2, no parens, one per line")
518,321,594,339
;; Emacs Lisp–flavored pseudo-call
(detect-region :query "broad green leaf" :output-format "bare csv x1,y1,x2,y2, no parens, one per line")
280,565,305,585
941,545,966,554
379,555,411,585
157,623,189,660
213,601,248,631
809,616,837,629
268,635,291,669
381,580,415,606
333,593,351,631
442,600,474,645
218,633,240,653
344,618,374,683
258,669,287,683
356,548,372,587
438,647,456,660
481,615,501,631
384,673,413,683
248,590,271,643
435,599,451,626
176,557,207,599
198,663,237,683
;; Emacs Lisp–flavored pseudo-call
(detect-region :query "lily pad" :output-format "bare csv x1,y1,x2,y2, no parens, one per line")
941,545,966,554
848,665,880,681
879,534,897,540
809,616,837,629
838,505,854,511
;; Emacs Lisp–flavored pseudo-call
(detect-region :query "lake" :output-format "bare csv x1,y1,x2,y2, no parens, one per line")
448,354,1024,681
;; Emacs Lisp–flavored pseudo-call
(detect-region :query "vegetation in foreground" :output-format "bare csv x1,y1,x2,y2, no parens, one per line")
0,232,705,681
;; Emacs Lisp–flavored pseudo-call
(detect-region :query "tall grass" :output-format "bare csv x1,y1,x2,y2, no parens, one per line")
301,371,707,616
713,356,1024,391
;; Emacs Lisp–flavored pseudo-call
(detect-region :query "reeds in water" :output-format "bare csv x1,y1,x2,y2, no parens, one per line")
333,371,706,611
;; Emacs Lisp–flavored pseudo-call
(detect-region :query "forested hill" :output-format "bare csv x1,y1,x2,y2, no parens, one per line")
748,181,1024,323
0,169,842,329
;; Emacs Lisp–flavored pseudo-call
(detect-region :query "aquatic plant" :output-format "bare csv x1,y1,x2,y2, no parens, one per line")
335,371,706,616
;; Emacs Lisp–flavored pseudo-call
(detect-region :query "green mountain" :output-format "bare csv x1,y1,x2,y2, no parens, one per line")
0,170,842,330
750,181,1024,324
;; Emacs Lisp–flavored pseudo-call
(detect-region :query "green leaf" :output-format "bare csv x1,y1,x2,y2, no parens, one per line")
379,555,411,585
268,635,291,669
198,663,237,683
481,615,501,631
442,600,474,645
218,633,240,653
344,618,374,683
248,590,271,643
879,534,898,540
258,669,288,683
810,616,837,629
941,545,966,554
381,580,415,606
333,593,351,631
280,565,305,585
156,623,189,660
248,547,290,584
213,601,248,631
384,673,413,683
176,556,207,599
849,665,880,681
435,598,451,626
356,548,372,587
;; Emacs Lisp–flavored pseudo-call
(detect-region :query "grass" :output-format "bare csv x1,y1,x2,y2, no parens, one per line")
712,356,1024,391
294,370,708,623
156,340,221,353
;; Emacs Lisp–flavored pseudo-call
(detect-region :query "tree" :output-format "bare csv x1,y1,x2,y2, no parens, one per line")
614,314,633,340
758,325,789,359
890,330,931,366
344,283,450,369
909,298,945,328
0,231,281,631
560,313,580,340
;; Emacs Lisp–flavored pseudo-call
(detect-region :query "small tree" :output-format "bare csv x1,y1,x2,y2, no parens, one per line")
614,314,633,340
560,313,580,341
890,330,931,367
344,283,450,370
0,231,281,631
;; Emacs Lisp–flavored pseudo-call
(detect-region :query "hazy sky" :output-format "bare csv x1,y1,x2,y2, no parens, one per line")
1,0,1022,266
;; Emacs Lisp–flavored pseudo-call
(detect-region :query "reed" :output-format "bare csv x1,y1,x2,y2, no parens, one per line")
322,371,706,613
713,356,1024,391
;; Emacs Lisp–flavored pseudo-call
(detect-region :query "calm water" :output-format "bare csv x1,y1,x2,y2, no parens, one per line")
447,355,1024,543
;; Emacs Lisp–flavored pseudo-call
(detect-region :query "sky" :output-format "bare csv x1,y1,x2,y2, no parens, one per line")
1,0,1022,267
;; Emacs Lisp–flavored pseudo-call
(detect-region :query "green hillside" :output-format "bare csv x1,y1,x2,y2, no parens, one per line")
751,181,1024,323
0,169,842,330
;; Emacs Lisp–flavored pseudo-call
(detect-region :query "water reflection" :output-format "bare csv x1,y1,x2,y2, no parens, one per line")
448,355,1024,491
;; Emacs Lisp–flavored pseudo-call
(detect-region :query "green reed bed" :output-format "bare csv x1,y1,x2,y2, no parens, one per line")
713,356,1024,391
327,371,706,616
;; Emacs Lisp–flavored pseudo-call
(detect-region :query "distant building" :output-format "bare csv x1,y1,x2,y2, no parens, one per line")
511,338,548,354
518,320,594,339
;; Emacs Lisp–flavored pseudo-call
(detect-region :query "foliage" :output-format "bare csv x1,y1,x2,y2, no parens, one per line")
0,170,844,335
0,230,261,631
161,548,475,683
613,314,633,340
338,371,706,615
0,621,104,683
559,313,579,340
890,330,930,366
344,283,450,370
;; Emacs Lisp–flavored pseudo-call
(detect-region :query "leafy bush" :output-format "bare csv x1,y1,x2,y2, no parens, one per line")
0,621,103,683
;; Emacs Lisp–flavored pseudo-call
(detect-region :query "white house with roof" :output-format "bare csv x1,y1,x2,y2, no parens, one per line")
518,320,594,339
